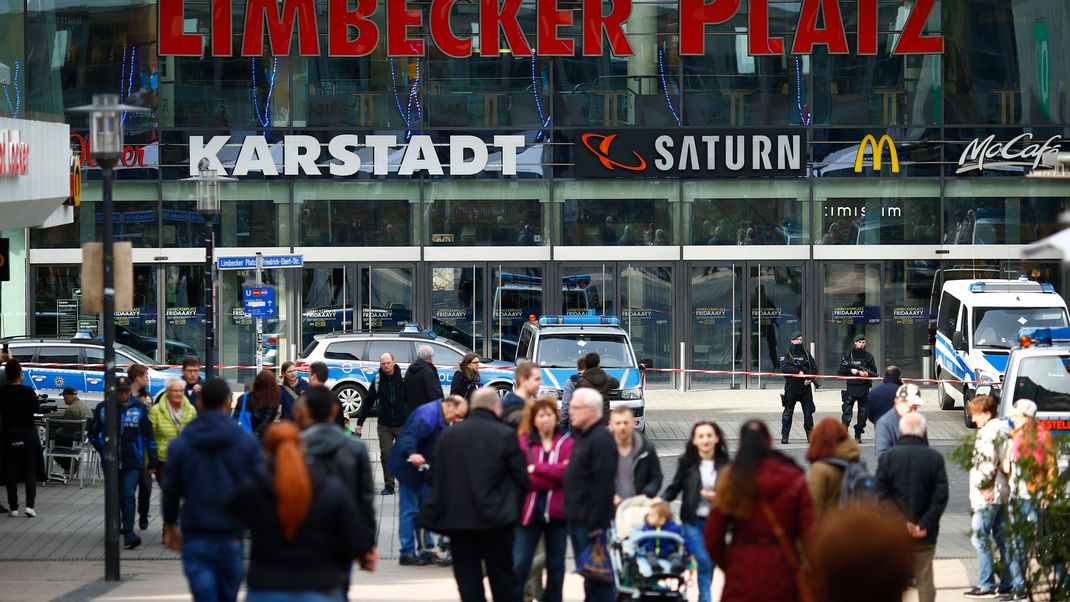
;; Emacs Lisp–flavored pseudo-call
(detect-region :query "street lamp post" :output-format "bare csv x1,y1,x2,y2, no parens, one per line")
184,158,235,380
69,94,147,582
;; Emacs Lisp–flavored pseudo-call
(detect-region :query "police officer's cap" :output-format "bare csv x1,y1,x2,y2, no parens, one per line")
789,330,803,340
115,376,132,391
854,333,866,342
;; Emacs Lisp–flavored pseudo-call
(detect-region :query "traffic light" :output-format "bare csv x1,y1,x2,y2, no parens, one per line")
0,237,9,282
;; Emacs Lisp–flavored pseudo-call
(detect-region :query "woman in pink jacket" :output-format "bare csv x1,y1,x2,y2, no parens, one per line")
514,397,573,602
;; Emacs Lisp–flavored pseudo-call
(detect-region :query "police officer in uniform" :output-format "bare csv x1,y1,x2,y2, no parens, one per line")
779,331,818,444
837,333,878,443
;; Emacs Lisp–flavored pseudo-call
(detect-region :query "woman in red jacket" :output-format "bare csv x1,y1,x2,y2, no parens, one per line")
705,419,815,601
514,397,573,602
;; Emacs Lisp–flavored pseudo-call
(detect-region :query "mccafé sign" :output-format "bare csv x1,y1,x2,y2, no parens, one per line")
0,129,30,178
160,0,943,58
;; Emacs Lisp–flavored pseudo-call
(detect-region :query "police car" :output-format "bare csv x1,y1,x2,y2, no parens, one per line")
0,337,179,404
295,325,515,418
932,277,1068,413
974,328,1070,442
516,313,648,431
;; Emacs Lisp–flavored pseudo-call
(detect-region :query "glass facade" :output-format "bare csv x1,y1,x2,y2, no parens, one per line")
7,0,1070,389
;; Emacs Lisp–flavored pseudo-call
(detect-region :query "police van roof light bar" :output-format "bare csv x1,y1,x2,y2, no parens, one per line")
537,313,622,327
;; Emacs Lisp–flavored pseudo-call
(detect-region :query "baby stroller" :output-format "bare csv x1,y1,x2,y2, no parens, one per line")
610,496,690,601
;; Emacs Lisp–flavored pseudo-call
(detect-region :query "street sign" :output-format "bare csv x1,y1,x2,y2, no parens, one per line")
218,254,303,270
242,286,275,318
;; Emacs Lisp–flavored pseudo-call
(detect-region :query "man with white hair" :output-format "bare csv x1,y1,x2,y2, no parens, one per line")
876,412,949,602
563,388,617,601
405,344,442,410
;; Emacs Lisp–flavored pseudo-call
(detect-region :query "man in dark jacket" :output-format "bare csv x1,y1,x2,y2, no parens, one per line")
386,394,469,565
299,385,378,575
875,412,948,602
868,365,903,425
576,352,620,425
163,378,263,602
837,333,878,443
354,352,408,494
405,345,443,410
420,387,529,601
779,330,818,444
499,361,541,428
609,406,662,503
91,376,158,549
564,388,618,602
307,361,347,430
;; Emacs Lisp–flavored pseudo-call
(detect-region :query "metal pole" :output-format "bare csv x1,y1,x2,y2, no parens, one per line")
203,217,216,380
101,160,120,581
255,253,263,373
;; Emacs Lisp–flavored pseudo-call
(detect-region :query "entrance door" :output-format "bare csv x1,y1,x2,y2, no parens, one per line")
819,263,883,387
688,262,805,389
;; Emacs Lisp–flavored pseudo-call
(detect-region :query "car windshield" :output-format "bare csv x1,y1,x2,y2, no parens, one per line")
973,307,1068,349
536,333,634,368
1011,354,1070,413
116,345,158,366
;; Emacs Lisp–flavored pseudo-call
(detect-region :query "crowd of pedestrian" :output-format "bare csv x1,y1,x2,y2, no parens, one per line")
1,342,1064,602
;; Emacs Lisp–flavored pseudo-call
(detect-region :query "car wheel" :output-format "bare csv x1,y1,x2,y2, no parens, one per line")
334,383,366,419
963,399,976,429
938,372,956,410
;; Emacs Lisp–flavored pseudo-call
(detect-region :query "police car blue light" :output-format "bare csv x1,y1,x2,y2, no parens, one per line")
536,313,621,327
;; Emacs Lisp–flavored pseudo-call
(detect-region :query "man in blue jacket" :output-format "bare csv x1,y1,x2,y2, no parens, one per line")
162,378,263,602
90,375,158,550
386,394,468,566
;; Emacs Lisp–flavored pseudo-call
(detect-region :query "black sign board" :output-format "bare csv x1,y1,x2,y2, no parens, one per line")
573,129,807,179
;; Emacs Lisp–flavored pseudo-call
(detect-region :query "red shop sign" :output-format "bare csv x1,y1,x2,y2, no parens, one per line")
70,133,146,169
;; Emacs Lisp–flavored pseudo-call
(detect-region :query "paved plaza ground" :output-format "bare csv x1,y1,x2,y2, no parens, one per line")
0,388,983,601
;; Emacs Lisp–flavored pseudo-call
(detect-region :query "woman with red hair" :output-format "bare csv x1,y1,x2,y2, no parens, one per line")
226,422,373,601
805,418,861,519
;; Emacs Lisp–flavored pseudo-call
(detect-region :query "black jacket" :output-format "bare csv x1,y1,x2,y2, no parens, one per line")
405,358,443,408
576,368,620,424
564,423,617,530
356,368,408,428
837,349,878,396
419,408,529,531
630,433,664,498
661,454,728,524
163,411,264,538
867,376,902,424
449,369,480,402
246,395,280,441
779,345,817,396
0,384,39,430
226,464,371,592
875,436,949,545
302,423,377,547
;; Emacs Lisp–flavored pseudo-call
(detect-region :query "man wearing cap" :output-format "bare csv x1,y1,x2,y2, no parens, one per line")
874,383,925,458
837,333,878,443
90,375,158,549
60,386,92,421
779,331,819,444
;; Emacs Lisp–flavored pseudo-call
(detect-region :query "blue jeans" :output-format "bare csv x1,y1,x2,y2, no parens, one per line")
245,591,345,602
682,520,714,602
119,468,142,540
398,483,434,556
514,517,569,602
181,535,244,602
971,505,1013,591
568,521,616,602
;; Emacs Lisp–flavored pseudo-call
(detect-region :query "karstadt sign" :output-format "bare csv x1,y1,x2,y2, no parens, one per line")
160,0,943,58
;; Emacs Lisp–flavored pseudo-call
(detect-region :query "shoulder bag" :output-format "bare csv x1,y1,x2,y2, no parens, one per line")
759,501,817,602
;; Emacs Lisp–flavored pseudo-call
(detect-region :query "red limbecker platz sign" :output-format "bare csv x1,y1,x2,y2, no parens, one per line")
159,0,943,58
0,129,30,178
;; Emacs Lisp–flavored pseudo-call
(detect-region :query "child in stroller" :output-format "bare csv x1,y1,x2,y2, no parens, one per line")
611,496,690,600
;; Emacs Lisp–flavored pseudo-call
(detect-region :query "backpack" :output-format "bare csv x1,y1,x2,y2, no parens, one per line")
235,393,254,433
823,457,875,508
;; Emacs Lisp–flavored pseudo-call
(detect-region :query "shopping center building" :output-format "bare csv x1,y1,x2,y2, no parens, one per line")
0,0,1068,388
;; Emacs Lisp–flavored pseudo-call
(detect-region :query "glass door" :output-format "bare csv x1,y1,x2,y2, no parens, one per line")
749,264,804,388
301,265,352,354
490,266,544,362
690,265,744,389
820,263,883,387
361,266,415,331
621,265,674,386
163,265,208,364
430,265,485,355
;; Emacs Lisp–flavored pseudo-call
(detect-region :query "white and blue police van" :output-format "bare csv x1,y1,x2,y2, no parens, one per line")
296,325,515,418
0,337,180,404
933,277,1068,419
515,313,648,431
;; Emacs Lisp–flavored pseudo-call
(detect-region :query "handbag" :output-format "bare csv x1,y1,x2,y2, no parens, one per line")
575,529,614,584
235,393,254,433
759,501,817,602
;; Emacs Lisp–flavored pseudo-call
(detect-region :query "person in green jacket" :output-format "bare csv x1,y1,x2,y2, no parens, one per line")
148,379,198,488
60,386,93,421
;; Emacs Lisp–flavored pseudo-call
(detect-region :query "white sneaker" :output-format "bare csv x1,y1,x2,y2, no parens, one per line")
23,508,35,517
9,510,18,517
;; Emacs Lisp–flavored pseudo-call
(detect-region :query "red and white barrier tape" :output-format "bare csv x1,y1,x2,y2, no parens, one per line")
9,362,278,370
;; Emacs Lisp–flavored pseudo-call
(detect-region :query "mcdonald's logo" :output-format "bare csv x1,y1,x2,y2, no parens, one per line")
66,157,82,207
854,134,899,173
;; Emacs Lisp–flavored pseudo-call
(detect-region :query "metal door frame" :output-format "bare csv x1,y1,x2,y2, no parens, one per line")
816,261,885,389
